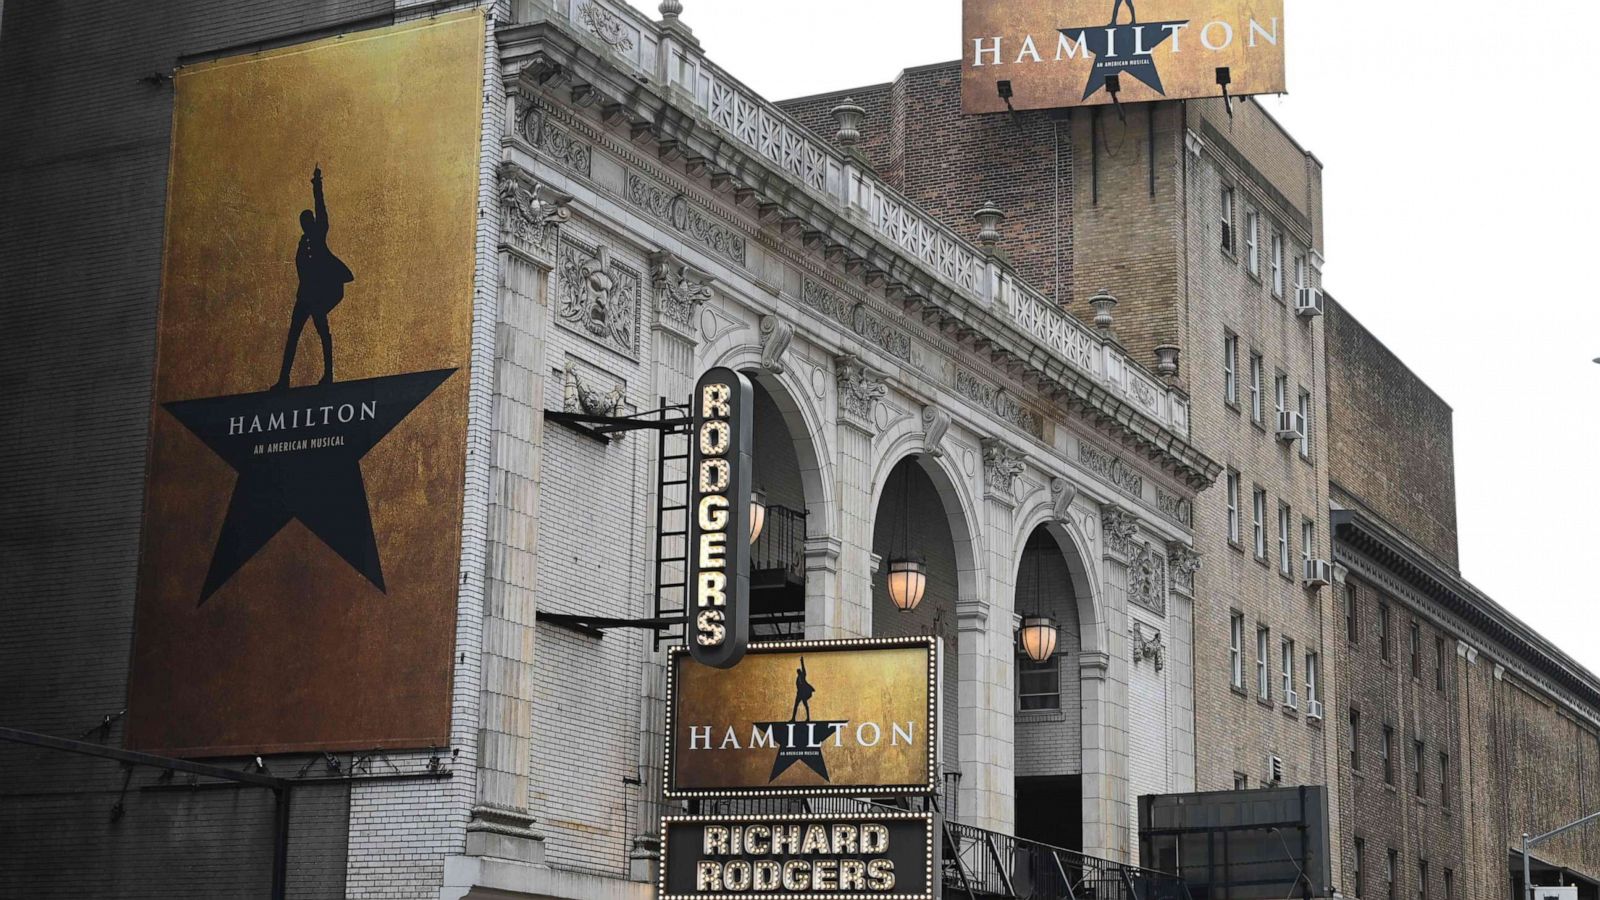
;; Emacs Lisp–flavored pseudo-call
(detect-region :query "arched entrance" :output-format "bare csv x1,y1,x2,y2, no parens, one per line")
1013,522,1092,851
746,373,822,640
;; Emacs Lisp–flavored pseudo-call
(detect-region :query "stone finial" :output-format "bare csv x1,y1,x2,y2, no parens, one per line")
1153,344,1181,378
973,202,1005,250
1089,288,1118,335
832,97,866,147
659,0,683,20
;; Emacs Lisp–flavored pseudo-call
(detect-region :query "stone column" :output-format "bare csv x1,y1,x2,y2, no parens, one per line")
826,354,883,639
1081,503,1136,862
466,166,571,862
959,437,1024,834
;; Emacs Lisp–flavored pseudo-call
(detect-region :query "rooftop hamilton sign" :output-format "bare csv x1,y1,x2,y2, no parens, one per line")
962,0,1285,113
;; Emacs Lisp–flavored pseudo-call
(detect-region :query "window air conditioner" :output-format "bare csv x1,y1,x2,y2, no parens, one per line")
1304,558,1332,588
1308,700,1325,720
1285,689,1299,710
1268,754,1284,785
1277,410,1305,442
1296,287,1324,318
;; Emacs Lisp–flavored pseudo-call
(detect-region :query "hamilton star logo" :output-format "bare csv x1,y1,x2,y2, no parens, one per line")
754,656,848,781
164,166,456,603
1061,1,1189,101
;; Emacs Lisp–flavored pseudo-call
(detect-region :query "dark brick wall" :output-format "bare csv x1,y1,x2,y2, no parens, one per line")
1325,298,1459,567
0,1,393,895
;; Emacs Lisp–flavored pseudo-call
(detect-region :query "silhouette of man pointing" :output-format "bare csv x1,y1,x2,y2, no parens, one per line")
1111,0,1136,25
791,657,815,722
274,167,355,390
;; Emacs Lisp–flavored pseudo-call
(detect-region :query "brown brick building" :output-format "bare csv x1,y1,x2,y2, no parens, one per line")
1327,298,1600,900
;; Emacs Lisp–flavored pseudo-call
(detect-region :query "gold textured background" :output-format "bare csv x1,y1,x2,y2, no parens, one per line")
126,12,484,756
963,0,1286,112
672,645,934,791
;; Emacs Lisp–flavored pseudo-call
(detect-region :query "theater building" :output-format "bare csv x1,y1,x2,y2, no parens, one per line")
0,1,1214,897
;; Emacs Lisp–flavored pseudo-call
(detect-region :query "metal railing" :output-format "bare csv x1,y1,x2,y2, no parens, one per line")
943,821,1192,900
751,504,806,582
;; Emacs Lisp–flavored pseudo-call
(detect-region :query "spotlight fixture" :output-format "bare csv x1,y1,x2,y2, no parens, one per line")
1216,67,1234,117
1105,74,1126,123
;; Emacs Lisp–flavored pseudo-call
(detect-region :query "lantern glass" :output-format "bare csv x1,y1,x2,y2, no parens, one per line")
886,559,927,612
1019,615,1059,663
749,490,767,545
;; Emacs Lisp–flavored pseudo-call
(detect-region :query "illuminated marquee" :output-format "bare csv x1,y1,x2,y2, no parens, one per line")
687,367,753,669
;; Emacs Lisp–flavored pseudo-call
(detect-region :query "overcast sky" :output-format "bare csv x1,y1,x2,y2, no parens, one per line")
621,0,1600,673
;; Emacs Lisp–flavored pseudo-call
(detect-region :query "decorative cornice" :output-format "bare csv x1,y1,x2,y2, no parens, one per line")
954,369,1043,440
627,171,747,267
1079,441,1143,500
802,278,915,365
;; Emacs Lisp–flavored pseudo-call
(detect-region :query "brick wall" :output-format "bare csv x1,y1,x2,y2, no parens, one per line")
1325,299,1459,567
0,1,396,896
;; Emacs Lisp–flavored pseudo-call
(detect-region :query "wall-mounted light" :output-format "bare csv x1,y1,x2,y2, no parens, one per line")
749,489,767,545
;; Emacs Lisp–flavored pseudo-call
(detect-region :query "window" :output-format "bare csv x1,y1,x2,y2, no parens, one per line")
1298,388,1312,457
1349,709,1361,769
1302,519,1316,579
1249,353,1264,423
1354,839,1365,899
1435,637,1447,691
1221,186,1236,253
1234,771,1249,790
1294,252,1308,294
1278,503,1293,576
1410,621,1422,679
1230,612,1246,690
1281,637,1296,708
1253,489,1268,559
1274,373,1289,428
1246,209,1260,275
1386,849,1398,900
1419,861,1428,900
1257,627,1271,700
1382,726,1394,784
1227,471,1242,544
1224,333,1239,405
1440,752,1450,808
1413,739,1425,796
1306,652,1320,711
1380,603,1392,661
1444,869,1453,900
1271,231,1285,296
1018,653,1061,711
1347,583,1360,643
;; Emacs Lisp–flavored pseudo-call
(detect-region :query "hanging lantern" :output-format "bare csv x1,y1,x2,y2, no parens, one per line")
886,559,928,612
749,489,767,545
1018,615,1059,663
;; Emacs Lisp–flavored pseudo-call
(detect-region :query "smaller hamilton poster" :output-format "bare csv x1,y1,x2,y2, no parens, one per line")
660,813,935,900
962,0,1286,113
126,12,485,756
665,638,938,798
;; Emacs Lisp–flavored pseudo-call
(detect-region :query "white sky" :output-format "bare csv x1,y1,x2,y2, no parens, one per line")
622,0,1600,672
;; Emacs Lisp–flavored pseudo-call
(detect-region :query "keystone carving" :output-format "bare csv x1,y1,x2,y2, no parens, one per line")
759,315,795,374
1050,477,1079,526
921,405,951,458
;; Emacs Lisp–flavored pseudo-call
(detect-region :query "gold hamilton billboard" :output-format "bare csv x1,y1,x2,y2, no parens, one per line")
125,12,485,756
962,0,1285,113
665,638,938,798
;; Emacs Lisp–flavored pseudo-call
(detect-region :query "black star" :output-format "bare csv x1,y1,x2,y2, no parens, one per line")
1060,20,1187,101
163,369,456,602
756,719,849,781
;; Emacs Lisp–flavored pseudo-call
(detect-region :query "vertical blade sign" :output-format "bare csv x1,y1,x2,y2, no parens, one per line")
687,367,752,668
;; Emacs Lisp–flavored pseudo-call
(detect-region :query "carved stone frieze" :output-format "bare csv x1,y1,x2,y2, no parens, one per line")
498,164,572,260
800,278,914,363
1156,487,1192,528
1128,541,1167,616
1079,441,1143,499
1100,504,1138,559
980,437,1027,503
834,354,885,429
515,101,593,177
1167,542,1201,596
954,369,1043,440
557,239,640,358
577,1,635,50
759,315,795,373
648,251,713,336
626,173,747,267
921,405,951,458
